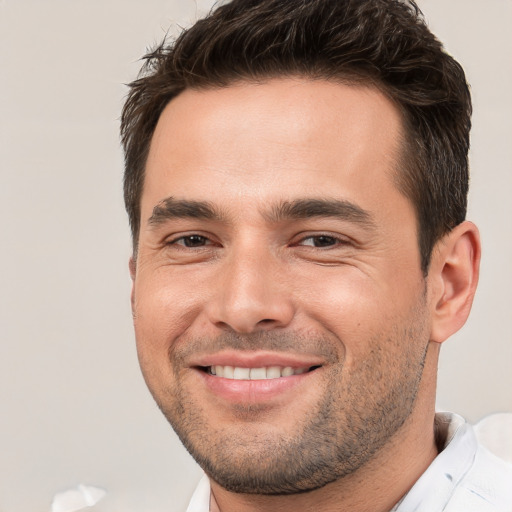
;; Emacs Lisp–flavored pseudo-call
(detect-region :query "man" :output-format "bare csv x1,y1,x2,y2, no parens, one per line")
120,0,512,510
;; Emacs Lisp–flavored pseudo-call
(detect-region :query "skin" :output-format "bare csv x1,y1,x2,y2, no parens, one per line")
130,78,480,512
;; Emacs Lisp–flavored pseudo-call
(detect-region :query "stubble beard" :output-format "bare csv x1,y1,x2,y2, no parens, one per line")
151,307,430,495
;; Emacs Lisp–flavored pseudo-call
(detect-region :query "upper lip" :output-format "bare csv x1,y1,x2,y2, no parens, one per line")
190,350,325,369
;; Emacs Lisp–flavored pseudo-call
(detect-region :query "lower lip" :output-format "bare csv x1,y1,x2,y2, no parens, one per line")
196,369,316,403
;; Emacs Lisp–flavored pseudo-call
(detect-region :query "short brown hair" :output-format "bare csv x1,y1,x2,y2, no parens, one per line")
121,0,471,272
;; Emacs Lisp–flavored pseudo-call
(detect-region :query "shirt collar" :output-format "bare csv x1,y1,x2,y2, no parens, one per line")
391,412,478,511
186,473,211,512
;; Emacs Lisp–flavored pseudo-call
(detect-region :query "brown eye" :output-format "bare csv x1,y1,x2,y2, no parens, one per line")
174,235,210,247
300,235,338,247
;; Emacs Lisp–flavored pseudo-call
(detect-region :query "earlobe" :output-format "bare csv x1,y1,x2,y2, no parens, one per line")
429,221,481,344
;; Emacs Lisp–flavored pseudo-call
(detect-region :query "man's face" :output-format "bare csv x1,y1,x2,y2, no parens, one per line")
131,79,432,494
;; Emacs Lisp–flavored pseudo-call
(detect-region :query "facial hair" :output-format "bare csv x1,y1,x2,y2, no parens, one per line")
151,302,430,495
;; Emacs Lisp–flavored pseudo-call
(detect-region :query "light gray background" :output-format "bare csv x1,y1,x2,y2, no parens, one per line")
1,1,511,511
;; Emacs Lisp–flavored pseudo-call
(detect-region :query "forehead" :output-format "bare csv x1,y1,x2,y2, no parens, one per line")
143,78,406,219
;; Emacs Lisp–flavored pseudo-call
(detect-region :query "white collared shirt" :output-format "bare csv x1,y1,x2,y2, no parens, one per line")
186,413,512,512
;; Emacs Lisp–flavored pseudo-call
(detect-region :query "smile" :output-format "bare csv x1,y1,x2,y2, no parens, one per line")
206,365,320,380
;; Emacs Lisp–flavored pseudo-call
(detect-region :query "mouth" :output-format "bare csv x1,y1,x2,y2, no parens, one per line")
190,351,326,403
192,358,324,404
199,364,322,380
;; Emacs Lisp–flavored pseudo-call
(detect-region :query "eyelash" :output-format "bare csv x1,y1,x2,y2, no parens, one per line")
167,234,215,248
296,234,349,248
166,233,349,249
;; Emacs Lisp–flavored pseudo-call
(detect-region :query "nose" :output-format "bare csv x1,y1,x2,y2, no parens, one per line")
205,244,295,334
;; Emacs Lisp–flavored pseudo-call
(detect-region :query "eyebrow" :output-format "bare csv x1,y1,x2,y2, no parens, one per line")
148,197,223,226
266,198,376,228
147,196,375,229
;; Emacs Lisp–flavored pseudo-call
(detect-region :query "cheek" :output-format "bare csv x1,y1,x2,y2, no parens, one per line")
298,268,385,333
134,268,207,339
297,265,424,353
132,277,189,395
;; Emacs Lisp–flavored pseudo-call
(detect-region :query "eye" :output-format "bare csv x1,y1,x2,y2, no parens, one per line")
170,235,212,248
298,235,342,248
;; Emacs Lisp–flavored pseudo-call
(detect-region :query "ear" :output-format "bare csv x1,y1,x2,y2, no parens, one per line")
129,256,136,281
129,256,136,313
429,221,481,344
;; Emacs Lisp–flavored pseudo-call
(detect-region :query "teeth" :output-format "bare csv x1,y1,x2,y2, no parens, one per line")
208,365,311,380
281,367,294,377
233,367,250,380
250,367,266,380
267,366,281,379
223,365,234,379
